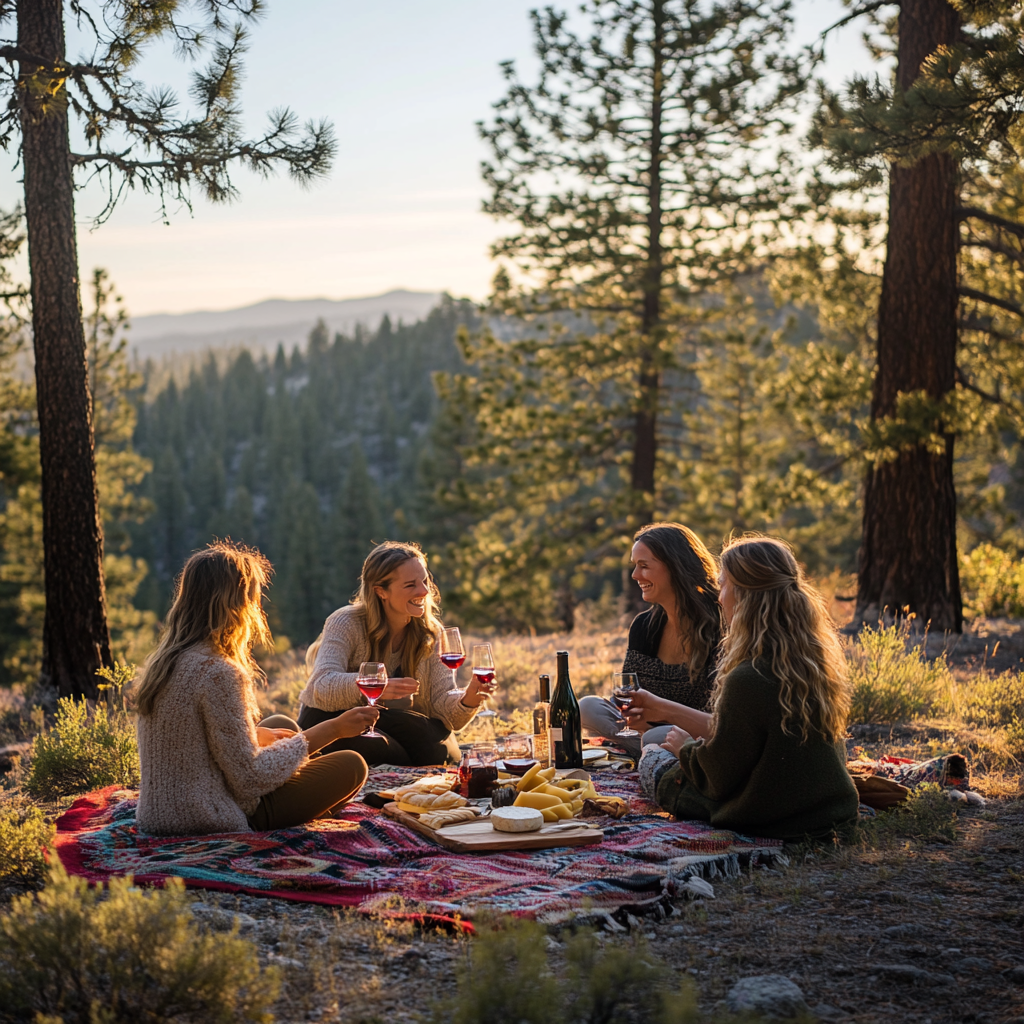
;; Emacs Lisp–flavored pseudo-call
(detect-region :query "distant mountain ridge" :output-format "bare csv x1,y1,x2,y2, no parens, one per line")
127,289,443,358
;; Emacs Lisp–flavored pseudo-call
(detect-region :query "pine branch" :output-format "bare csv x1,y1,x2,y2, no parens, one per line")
959,286,1024,319
959,313,1024,345
960,235,1024,268
819,1,897,43
955,366,1004,405
956,206,1024,241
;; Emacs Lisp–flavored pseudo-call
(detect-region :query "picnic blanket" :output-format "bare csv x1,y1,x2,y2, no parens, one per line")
53,768,783,925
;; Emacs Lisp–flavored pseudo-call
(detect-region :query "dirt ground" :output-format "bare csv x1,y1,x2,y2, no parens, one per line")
178,757,1022,1024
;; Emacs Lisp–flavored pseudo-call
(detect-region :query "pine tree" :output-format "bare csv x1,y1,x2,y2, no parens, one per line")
441,0,807,619
330,444,384,606
814,0,1024,630
0,1,334,696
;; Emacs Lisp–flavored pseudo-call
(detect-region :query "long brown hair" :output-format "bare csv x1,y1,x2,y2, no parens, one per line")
633,522,723,678
306,541,444,678
134,541,273,716
717,536,850,743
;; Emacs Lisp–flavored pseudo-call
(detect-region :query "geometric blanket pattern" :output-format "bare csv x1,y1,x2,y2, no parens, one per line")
54,769,782,922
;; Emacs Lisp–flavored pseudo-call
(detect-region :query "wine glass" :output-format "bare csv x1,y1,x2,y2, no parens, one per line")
440,626,466,692
356,661,387,738
611,672,639,738
471,642,497,718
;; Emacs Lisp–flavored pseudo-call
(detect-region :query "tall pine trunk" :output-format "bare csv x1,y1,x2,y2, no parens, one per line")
18,0,111,697
631,0,666,530
855,0,962,632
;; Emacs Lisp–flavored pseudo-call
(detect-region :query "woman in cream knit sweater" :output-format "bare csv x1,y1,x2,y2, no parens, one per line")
135,542,377,836
298,541,491,765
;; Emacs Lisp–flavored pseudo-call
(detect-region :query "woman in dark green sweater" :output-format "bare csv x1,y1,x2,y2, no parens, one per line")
639,536,858,843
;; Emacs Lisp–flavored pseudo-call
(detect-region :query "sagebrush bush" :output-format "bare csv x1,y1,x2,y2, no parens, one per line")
847,624,955,724
434,916,698,1024
0,862,279,1024
857,783,959,847
960,543,1024,619
0,801,54,883
25,696,138,801
948,671,1024,728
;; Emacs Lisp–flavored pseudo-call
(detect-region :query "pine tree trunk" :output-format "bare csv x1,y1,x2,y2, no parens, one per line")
854,0,962,632
631,0,666,528
18,0,111,697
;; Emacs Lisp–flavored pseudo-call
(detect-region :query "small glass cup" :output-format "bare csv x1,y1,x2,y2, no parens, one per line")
497,733,537,776
467,742,499,798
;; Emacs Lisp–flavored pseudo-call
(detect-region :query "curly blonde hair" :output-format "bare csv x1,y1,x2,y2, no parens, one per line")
134,542,272,716
716,536,850,743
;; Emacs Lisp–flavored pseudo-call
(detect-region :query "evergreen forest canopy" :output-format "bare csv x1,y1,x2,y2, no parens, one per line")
4,0,1024,693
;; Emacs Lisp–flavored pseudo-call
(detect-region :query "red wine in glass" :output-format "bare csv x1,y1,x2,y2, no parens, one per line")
357,661,387,738
440,626,465,692
612,673,639,738
472,668,495,686
357,680,386,702
440,652,466,671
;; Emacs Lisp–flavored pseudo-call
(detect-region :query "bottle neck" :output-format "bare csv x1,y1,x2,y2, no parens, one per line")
538,675,550,702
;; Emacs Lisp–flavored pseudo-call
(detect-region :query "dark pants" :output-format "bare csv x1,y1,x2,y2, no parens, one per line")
296,705,461,766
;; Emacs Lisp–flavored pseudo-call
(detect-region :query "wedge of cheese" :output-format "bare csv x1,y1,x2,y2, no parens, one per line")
491,806,544,833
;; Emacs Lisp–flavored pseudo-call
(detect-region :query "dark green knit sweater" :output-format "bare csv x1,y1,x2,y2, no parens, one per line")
656,660,858,842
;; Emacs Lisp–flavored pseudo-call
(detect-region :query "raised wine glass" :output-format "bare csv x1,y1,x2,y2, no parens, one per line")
611,672,640,738
356,661,387,738
440,626,466,692
471,642,497,718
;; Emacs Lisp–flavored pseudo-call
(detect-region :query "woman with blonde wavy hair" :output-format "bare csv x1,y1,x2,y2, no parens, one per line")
638,536,858,842
297,541,489,765
135,542,378,836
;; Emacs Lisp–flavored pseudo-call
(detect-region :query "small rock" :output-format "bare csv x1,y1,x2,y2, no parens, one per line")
812,1004,843,1020
669,924,685,935
873,964,956,986
266,953,304,970
726,975,810,1019
1003,965,1024,984
947,789,968,805
965,791,987,807
190,904,257,932
959,956,993,973
883,923,925,939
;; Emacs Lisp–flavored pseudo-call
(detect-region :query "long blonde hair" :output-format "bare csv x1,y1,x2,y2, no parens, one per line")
633,522,723,680
306,541,443,678
134,542,272,716
716,536,850,743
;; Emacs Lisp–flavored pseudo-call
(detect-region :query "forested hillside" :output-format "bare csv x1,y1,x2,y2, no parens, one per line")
129,296,478,646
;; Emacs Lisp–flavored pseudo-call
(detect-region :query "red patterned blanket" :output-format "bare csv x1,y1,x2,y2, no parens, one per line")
53,769,781,923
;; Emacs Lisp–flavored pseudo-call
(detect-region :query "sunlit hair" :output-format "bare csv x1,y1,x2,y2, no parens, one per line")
633,523,723,680
716,535,850,743
306,541,443,679
134,541,273,717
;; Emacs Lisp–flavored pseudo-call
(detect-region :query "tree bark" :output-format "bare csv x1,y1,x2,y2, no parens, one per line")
855,0,963,632
18,0,111,697
631,0,666,528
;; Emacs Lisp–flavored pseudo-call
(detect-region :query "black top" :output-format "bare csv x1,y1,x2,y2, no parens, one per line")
622,607,716,712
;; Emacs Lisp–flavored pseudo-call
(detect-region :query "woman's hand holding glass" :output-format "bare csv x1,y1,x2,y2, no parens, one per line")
620,688,674,730
381,676,420,699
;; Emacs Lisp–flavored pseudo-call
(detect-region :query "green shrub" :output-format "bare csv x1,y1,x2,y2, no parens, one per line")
434,916,699,1024
847,623,954,724
857,783,959,848
960,543,1024,619
0,801,54,883
25,696,138,801
0,862,279,1023
947,670,1024,728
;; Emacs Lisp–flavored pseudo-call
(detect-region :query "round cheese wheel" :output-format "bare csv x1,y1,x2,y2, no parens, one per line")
491,806,544,833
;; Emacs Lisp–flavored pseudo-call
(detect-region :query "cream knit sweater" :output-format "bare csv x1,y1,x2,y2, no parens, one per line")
297,605,477,733
136,644,308,835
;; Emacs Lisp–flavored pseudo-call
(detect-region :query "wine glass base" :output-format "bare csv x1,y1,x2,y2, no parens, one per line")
363,729,384,738
475,709,497,718
615,728,639,737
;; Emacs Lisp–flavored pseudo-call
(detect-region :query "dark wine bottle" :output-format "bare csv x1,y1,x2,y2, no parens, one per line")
549,651,583,769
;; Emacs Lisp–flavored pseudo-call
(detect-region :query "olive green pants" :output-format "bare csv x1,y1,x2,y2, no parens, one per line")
247,716,368,831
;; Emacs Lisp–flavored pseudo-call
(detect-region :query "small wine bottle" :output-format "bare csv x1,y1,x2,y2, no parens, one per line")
549,651,583,769
532,674,552,768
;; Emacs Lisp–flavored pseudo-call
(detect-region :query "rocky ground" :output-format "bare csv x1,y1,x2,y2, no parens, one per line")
179,755,1022,1024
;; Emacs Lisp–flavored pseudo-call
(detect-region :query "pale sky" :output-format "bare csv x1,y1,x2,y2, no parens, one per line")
0,0,870,316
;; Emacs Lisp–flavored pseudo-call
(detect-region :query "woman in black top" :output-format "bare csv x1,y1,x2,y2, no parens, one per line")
580,522,723,758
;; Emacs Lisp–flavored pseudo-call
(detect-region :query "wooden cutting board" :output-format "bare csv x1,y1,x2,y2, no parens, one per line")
382,803,603,852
